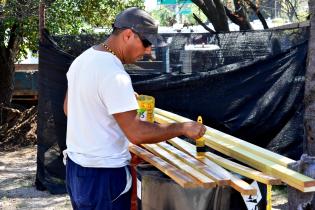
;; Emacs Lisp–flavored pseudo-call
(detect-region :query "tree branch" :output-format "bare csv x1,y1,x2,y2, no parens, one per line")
191,0,229,32
243,0,269,29
191,0,213,25
193,13,215,33
285,0,299,21
224,6,251,30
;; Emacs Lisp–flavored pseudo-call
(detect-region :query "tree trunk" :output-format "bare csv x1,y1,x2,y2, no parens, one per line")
0,49,15,105
192,0,230,32
0,23,22,105
305,0,315,156
39,1,46,43
212,0,229,32
287,1,315,209
224,6,253,31
233,0,252,30
244,0,268,29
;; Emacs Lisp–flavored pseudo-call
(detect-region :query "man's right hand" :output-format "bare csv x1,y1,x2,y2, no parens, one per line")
181,122,206,140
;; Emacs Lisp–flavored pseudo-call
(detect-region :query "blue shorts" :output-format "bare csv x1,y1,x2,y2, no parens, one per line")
66,157,131,210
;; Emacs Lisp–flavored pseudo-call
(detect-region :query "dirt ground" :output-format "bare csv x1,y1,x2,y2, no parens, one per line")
0,146,71,210
0,105,289,209
0,105,37,152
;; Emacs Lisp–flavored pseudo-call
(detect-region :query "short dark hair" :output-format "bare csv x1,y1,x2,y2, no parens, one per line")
111,27,124,36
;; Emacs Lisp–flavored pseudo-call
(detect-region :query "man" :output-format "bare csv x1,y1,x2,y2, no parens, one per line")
63,7,206,210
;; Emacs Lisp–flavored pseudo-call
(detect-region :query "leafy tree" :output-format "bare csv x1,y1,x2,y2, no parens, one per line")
257,0,308,21
0,0,39,105
277,0,309,22
46,0,144,35
183,4,208,25
0,0,143,105
191,0,272,32
151,6,175,26
192,0,230,32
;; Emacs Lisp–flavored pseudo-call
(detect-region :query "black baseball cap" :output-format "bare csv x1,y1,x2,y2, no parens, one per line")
113,7,166,47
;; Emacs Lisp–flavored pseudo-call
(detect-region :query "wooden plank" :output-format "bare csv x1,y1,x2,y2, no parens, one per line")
154,108,296,167
303,186,315,193
203,135,315,191
154,112,315,192
158,142,257,195
13,90,38,95
15,64,38,71
129,144,200,188
157,142,230,186
168,138,281,185
142,144,216,188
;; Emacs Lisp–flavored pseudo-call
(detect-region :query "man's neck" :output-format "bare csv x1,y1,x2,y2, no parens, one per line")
102,37,125,63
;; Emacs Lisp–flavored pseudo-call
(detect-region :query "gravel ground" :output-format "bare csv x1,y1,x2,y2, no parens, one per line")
0,146,71,210
0,145,288,210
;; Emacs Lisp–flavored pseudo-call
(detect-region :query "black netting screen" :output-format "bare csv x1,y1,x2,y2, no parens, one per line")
36,26,309,194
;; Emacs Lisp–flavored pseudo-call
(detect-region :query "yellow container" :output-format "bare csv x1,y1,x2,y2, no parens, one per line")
137,95,155,123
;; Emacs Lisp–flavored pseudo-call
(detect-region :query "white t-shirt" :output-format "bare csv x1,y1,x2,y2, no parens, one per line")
66,47,139,168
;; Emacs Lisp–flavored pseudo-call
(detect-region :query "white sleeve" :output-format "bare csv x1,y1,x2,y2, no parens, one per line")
98,71,139,115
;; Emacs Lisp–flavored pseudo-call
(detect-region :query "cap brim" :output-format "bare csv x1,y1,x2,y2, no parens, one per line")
143,33,168,47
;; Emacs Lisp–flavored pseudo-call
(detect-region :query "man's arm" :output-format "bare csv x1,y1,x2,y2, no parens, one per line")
64,90,68,116
113,110,206,145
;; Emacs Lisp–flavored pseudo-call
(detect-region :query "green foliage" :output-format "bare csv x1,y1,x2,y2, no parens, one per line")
256,0,309,21
46,0,144,35
151,6,175,26
0,0,39,60
184,4,207,25
151,4,207,26
0,0,144,61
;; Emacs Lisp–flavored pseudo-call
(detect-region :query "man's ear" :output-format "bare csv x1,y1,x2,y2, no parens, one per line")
122,29,133,43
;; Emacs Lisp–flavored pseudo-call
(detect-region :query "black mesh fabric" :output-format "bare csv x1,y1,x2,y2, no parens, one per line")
36,30,74,194
36,26,308,194
133,43,307,158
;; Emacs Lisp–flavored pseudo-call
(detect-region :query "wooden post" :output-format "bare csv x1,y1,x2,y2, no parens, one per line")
39,1,45,43
288,1,315,209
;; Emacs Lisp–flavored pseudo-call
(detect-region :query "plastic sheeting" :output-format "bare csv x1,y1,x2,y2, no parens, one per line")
36,27,308,194
133,42,307,159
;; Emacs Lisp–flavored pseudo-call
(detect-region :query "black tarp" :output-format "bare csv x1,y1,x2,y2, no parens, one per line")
133,43,307,157
36,27,308,194
36,30,74,194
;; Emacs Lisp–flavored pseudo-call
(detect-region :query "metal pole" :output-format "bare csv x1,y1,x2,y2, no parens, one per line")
274,0,277,18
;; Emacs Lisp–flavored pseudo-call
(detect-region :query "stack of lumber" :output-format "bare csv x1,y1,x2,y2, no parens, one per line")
129,142,259,195
151,108,315,193
132,110,315,195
